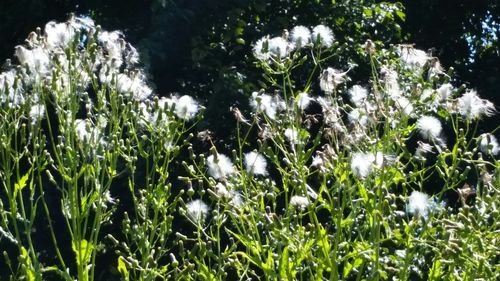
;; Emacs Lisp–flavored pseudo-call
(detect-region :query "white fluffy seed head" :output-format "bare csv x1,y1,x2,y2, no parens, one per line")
416,116,442,141
312,25,334,47
253,36,271,61
478,133,499,156
207,154,235,179
399,46,430,69
250,92,284,120
319,68,347,93
268,36,291,58
44,21,76,49
457,90,496,119
290,26,311,49
186,199,209,223
348,85,368,106
74,119,99,144
284,128,300,146
407,191,433,218
244,151,268,176
290,195,310,210
29,104,46,123
175,95,200,120
395,96,414,116
253,36,292,60
296,92,313,111
350,152,375,178
437,83,453,101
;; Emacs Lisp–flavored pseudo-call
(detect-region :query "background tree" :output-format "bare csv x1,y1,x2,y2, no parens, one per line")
399,0,499,105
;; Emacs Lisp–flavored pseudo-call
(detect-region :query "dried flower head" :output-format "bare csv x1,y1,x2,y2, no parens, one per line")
319,68,348,93
457,90,496,119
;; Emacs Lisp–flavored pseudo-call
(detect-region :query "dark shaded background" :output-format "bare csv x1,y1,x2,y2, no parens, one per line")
1,0,498,107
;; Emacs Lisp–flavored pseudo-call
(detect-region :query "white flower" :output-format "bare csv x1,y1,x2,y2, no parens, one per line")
290,195,310,210
348,85,368,106
250,92,284,120
478,133,499,156
175,95,199,120
407,191,433,218
207,154,235,179
312,25,334,47
350,152,375,178
186,199,209,223
319,68,348,93
457,90,496,119
296,92,313,110
416,116,442,141
290,26,311,48
244,151,268,176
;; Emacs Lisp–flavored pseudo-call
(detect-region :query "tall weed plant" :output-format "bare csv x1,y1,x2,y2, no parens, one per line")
0,15,498,281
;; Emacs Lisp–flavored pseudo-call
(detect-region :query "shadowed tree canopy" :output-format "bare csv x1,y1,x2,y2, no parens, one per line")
1,0,498,129
399,0,499,103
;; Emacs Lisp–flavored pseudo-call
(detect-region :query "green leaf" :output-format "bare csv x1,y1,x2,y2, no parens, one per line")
20,247,35,281
357,182,368,202
396,10,406,21
429,259,442,280
279,246,290,279
14,170,30,200
343,261,353,278
117,256,129,280
363,8,373,17
72,239,94,268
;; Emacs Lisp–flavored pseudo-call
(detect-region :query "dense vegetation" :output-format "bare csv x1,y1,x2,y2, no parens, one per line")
0,1,498,280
